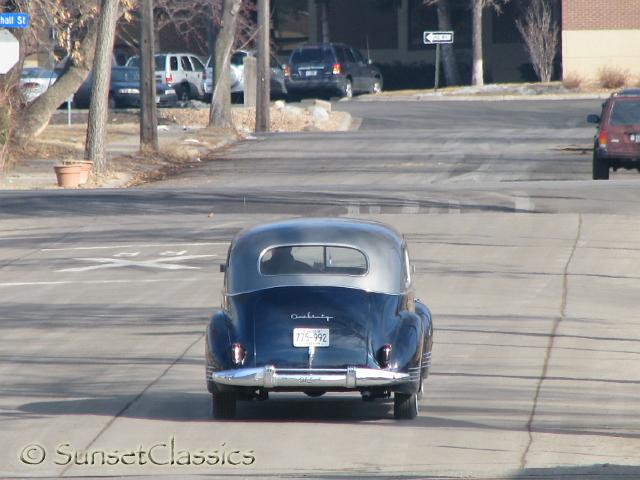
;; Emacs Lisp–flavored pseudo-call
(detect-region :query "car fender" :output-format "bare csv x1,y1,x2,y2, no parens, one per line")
415,299,433,379
206,311,234,372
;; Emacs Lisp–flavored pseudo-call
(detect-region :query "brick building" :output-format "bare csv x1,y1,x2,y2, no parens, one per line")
562,0,640,81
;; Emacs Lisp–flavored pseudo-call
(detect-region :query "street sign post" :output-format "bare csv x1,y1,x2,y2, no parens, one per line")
0,13,29,29
423,31,454,91
0,30,20,74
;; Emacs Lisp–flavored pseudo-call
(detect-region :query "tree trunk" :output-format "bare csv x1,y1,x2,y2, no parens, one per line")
0,26,28,172
319,0,330,43
85,0,121,174
436,0,460,86
139,0,158,152
11,18,99,144
471,0,484,86
209,0,241,128
256,0,270,132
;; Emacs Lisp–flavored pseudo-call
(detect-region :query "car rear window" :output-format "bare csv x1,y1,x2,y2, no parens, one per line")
609,100,640,125
231,52,247,66
260,245,367,276
111,69,140,83
126,56,165,71
291,47,334,65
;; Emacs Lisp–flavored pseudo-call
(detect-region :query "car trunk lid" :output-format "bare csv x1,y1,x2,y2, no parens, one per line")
241,287,388,368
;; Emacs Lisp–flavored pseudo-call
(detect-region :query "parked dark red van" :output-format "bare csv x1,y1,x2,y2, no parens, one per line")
588,89,640,180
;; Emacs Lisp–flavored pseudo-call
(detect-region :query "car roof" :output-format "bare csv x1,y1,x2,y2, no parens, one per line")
226,218,409,296
615,88,640,97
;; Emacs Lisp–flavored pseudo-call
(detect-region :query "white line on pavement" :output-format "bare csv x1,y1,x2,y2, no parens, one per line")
0,278,202,287
41,242,230,252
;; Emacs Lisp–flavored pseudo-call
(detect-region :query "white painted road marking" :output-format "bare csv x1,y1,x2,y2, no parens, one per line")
0,278,202,287
41,242,230,252
159,250,188,256
113,252,140,257
56,254,217,272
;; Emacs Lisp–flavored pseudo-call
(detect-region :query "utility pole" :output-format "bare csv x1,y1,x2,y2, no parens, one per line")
255,0,270,132
139,0,158,151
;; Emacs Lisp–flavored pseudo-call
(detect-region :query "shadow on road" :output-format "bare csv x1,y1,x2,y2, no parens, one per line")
509,464,640,479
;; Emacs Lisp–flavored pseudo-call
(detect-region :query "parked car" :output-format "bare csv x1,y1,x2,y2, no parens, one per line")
19,67,59,103
73,66,177,109
206,217,433,420
203,50,288,102
285,43,383,99
126,53,206,101
588,89,640,180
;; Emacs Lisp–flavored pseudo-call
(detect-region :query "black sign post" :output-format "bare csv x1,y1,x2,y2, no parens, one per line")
423,31,454,91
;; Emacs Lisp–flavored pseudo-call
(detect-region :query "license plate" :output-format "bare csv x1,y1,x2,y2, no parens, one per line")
305,70,318,77
630,133,640,143
155,96,160,103
293,328,329,347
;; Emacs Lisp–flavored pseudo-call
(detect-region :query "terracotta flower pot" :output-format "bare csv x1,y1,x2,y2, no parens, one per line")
54,164,83,188
78,161,93,185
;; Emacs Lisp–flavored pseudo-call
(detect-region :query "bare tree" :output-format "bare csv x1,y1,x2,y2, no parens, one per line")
8,0,134,145
209,0,242,129
471,0,509,86
516,0,558,83
153,0,255,54
85,0,121,174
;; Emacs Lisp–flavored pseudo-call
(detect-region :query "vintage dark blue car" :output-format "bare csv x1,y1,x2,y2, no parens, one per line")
206,218,433,420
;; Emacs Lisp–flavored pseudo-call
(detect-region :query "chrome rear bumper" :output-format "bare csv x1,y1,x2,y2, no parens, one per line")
210,366,410,389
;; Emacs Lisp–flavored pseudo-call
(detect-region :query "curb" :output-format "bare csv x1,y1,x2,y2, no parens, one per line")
357,92,611,102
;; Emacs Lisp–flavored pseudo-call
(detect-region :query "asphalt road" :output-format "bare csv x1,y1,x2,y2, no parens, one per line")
1,99,639,479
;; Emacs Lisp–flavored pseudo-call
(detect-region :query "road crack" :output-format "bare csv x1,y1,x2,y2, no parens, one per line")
59,333,204,477
519,213,582,470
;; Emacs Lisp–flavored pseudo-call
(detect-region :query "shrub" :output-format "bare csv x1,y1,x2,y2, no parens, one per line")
597,66,630,89
562,72,583,90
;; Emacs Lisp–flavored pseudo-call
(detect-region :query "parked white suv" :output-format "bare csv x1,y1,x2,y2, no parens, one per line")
204,50,287,101
127,53,206,101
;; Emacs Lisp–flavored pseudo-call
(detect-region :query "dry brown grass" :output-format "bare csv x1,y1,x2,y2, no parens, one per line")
597,66,630,89
562,72,583,90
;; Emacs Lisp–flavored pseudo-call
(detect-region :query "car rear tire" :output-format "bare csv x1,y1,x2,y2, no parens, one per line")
592,150,610,180
212,392,236,419
342,78,353,99
394,392,418,420
371,78,382,94
176,84,190,102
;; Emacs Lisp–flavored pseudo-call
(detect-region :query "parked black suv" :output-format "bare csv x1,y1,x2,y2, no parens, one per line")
285,43,383,99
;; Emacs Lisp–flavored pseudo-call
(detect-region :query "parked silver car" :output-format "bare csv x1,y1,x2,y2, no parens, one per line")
127,53,206,101
204,50,287,101
19,67,59,103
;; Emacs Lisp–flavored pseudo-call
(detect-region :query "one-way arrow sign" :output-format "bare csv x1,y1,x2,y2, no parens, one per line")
423,31,454,45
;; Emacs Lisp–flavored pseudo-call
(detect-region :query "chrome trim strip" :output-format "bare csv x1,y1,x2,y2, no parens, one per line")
211,366,411,388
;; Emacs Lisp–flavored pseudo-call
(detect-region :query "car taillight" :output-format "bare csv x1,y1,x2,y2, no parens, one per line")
598,130,607,148
378,344,392,368
283,64,290,78
332,63,341,75
165,72,173,84
231,343,246,366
